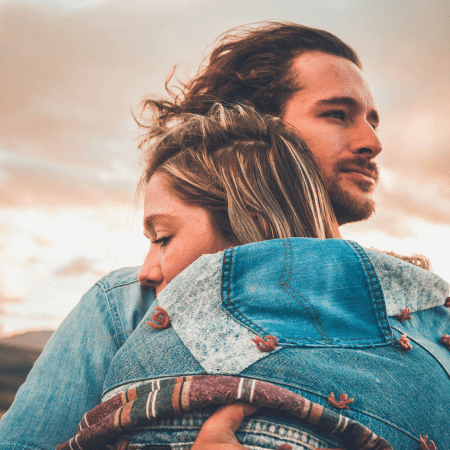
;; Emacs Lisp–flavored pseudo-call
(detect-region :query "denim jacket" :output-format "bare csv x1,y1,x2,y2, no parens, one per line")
0,238,449,450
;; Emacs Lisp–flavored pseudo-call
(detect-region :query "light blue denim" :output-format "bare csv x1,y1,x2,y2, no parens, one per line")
0,238,448,450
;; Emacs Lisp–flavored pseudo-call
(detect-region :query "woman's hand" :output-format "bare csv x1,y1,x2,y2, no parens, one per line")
191,403,344,450
191,403,257,450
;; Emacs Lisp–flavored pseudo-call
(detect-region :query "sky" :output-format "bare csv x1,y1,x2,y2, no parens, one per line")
0,0,449,336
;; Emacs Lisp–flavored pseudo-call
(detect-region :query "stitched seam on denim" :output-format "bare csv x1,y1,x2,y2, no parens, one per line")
127,419,335,448
391,325,450,380
282,239,330,343
347,241,392,340
98,277,140,293
354,244,393,339
280,285,331,344
0,445,42,450
281,239,332,345
350,242,392,338
280,238,289,284
275,335,390,343
285,238,293,285
223,241,332,341
132,410,336,445
145,415,334,445
96,283,124,348
221,247,267,336
237,422,334,447
222,241,382,345
281,240,392,344
223,247,265,333
279,240,330,341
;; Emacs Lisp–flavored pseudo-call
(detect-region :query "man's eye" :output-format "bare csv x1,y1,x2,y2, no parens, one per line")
151,236,172,247
323,110,346,121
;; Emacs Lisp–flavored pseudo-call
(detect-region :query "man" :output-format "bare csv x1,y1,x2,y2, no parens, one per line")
138,22,444,449
141,21,382,226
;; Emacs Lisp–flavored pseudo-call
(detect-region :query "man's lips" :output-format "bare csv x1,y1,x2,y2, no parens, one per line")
340,166,379,185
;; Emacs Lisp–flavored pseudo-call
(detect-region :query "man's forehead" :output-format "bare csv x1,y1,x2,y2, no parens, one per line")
290,51,376,110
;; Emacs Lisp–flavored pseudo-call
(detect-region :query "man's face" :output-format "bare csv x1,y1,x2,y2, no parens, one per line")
281,52,382,225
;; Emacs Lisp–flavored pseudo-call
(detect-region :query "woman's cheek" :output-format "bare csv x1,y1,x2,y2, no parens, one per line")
164,250,189,284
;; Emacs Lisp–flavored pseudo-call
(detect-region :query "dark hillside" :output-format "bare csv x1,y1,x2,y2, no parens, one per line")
0,331,53,417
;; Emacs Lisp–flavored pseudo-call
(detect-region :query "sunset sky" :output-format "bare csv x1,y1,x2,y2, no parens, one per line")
1,0,449,336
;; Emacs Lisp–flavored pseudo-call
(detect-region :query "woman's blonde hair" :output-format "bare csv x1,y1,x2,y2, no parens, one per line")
138,103,339,244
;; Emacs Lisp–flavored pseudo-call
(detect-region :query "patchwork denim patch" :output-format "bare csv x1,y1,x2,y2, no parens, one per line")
221,239,393,348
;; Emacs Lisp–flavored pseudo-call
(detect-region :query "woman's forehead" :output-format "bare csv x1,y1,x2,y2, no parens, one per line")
144,172,177,207
143,172,210,229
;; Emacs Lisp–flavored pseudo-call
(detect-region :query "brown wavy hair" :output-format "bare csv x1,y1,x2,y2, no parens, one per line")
138,21,361,141
139,103,340,244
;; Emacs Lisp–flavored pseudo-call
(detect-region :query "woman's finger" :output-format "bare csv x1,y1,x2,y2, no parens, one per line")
191,403,258,450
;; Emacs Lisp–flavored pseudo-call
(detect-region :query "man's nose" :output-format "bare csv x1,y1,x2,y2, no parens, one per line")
138,251,163,288
352,122,382,159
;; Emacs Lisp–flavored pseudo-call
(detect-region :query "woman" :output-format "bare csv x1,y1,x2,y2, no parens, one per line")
1,105,448,450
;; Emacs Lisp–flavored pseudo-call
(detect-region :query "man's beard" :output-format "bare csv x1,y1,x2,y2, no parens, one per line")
328,159,379,225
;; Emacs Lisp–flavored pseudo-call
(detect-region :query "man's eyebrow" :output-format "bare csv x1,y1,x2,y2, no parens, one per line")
316,96,380,127
316,96,356,107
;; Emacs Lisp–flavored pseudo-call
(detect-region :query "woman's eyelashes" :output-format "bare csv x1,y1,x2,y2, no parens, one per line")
151,236,172,247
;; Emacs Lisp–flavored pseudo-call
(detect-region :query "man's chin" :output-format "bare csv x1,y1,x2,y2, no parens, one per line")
328,188,376,225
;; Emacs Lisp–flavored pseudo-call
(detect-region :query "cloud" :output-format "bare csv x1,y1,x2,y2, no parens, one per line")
55,257,106,276
0,149,136,207
340,169,450,243
0,294,22,305
375,169,450,225
379,108,450,192
16,0,108,10
0,0,207,166
2,0,449,221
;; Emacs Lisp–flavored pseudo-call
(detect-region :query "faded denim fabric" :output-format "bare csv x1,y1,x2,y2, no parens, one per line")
364,248,448,315
154,252,280,375
118,408,337,450
0,238,449,450
102,239,450,450
0,268,155,450
221,239,393,348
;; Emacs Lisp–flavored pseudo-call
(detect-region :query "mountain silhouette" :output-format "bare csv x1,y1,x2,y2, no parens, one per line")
0,330,54,417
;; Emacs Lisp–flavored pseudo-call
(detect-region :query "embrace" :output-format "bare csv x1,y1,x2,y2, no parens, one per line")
0,22,448,450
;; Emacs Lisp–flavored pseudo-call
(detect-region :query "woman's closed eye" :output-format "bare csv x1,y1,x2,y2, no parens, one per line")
151,236,172,247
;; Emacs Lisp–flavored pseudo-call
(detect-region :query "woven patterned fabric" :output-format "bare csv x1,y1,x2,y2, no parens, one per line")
56,375,392,450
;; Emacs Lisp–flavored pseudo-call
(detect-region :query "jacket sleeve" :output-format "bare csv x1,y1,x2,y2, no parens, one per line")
0,283,122,450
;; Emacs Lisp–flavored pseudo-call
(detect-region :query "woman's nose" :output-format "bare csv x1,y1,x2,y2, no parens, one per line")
138,251,164,288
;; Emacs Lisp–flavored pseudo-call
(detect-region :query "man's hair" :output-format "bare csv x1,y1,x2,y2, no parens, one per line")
139,104,339,244
139,21,361,140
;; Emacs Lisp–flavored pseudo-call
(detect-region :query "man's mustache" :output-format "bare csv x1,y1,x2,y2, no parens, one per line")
336,158,380,184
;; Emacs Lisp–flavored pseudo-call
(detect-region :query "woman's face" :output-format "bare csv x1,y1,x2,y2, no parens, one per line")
139,172,234,295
